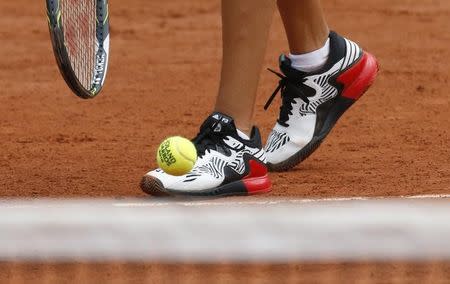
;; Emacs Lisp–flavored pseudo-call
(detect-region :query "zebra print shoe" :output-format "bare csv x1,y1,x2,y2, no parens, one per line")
264,31,379,172
141,112,271,197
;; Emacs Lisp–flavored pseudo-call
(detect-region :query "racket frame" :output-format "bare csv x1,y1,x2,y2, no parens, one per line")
46,0,110,99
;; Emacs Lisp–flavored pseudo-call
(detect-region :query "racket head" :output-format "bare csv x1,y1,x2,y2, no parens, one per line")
46,0,110,99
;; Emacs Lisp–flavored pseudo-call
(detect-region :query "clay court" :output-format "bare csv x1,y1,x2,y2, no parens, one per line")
0,0,449,282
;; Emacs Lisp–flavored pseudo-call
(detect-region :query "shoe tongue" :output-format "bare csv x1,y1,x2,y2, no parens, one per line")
201,112,237,135
279,54,307,78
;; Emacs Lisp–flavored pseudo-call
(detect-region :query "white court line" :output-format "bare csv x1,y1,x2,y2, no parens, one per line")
0,194,448,209
113,194,450,208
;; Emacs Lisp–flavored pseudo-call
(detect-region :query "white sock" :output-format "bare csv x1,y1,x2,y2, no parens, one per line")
289,38,330,73
237,129,250,140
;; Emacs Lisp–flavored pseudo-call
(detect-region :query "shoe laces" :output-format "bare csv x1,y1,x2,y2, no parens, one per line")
193,122,228,158
264,68,310,127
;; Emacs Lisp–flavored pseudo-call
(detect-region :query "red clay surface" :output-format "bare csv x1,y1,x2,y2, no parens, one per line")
0,0,449,282
0,262,449,283
0,0,449,198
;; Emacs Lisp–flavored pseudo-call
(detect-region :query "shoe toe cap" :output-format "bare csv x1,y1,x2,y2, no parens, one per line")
140,175,170,196
266,140,303,164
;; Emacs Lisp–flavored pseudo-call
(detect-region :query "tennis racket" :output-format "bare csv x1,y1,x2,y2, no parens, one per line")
46,0,110,99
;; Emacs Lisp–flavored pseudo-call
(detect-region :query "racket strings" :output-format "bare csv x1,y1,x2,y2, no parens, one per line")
61,0,96,90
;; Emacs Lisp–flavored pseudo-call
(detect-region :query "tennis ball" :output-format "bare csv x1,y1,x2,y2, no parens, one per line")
156,136,197,176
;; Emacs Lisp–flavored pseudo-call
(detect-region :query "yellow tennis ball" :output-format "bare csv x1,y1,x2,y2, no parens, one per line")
156,136,197,176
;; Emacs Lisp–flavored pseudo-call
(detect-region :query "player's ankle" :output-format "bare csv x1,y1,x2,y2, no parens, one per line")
288,38,330,73
236,129,250,140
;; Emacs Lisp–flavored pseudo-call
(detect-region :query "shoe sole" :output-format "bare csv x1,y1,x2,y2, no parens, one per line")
140,174,271,197
140,160,272,197
268,52,379,172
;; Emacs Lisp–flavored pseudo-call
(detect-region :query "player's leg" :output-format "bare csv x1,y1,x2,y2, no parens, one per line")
141,0,275,197
264,0,379,171
278,0,329,55
215,0,275,135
